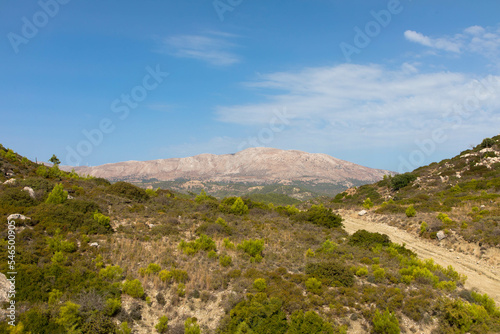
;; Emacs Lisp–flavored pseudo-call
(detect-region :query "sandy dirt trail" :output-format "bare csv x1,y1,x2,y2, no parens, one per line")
340,211,500,305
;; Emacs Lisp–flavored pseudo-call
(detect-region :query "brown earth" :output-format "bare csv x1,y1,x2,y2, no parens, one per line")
340,210,500,305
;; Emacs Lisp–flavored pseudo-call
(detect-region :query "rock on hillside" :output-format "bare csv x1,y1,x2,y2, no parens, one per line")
66,147,393,186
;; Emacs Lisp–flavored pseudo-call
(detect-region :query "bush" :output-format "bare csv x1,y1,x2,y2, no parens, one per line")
363,198,374,209
391,173,417,190
159,269,189,283
185,317,201,334
238,239,265,259
356,267,368,277
105,298,121,316
305,261,354,287
420,222,428,235
179,234,217,255
220,255,233,267
108,181,149,202
405,205,416,218
441,299,489,333
253,278,267,292
99,265,123,281
155,316,169,333
348,230,391,249
56,301,81,333
220,294,288,334
123,279,144,298
288,310,334,334
372,309,400,334
93,211,111,229
46,184,68,204
294,204,343,228
479,137,495,149
305,277,322,294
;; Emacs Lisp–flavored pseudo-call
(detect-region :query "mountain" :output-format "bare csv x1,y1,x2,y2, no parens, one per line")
66,147,393,188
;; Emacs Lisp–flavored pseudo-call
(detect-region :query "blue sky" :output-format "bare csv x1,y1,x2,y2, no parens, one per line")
1,0,500,172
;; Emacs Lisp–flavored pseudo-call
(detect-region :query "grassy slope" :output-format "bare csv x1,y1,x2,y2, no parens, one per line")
0,143,499,333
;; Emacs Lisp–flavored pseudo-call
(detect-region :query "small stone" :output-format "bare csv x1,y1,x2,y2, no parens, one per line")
358,210,367,216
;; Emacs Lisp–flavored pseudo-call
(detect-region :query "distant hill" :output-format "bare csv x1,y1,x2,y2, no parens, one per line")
334,135,500,246
65,147,394,198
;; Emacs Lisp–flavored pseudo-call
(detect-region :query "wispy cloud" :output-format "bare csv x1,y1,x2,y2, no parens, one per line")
404,25,500,63
404,30,461,52
213,63,500,158
162,32,241,66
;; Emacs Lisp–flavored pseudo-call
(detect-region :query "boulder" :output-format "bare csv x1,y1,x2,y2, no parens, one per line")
2,179,16,185
7,214,30,221
23,186,35,199
436,230,446,241
89,242,99,247
358,210,367,216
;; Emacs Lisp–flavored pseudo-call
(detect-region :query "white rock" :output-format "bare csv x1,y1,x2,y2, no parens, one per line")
23,186,35,199
89,242,99,247
0,273,10,304
7,214,30,221
67,195,74,200
436,230,446,241
3,178,16,185
358,210,367,216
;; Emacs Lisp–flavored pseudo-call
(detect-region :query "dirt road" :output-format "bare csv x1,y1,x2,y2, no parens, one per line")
340,210,500,305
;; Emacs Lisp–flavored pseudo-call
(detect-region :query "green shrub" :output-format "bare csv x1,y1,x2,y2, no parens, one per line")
405,205,416,218
238,239,265,259
305,261,354,287
230,197,249,215
479,137,495,149
56,301,81,333
185,317,201,334
220,294,288,334
99,265,123,281
177,283,186,297
420,222,428,235
145,263,162,275
220,255,233,267
123,279,144,298
288,310,334,334
356,267,368,277
372,309,400,334
391,173,417,190
305,277,322,294
108,181,149,202
441,299,489,332
253,278,267,292
93,211,111,229
363,198,374,209
179,234,217,255
295,204,343,228
119,322,132,334
155,316,169,333
471,291,498,315
159,269,189,283
46,184,68,204
348,230,391,249
318,240,337,253
223,238,236,250
105,298,121,316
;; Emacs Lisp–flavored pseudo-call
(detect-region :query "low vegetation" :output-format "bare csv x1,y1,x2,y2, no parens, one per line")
1,142,499,333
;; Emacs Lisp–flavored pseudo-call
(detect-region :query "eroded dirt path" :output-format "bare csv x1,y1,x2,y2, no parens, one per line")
340,210,500,305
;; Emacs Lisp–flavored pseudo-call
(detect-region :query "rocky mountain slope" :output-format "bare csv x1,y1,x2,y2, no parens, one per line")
67,147,393,187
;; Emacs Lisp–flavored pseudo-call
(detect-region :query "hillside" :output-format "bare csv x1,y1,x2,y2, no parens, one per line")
332,135,500,247
65,148,393,199
1,143,500,334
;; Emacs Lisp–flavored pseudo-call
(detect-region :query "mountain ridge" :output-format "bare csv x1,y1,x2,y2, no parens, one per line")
65,147,394,187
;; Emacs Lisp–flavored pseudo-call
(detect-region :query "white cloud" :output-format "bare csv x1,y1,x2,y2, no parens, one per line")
162,32,241,66
404,30,461,52
404,25,500,63
213,64,500,165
